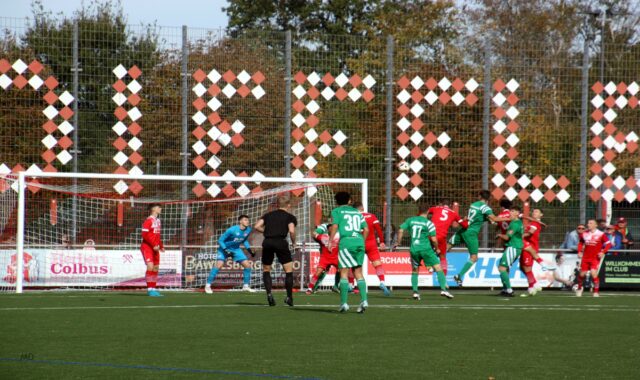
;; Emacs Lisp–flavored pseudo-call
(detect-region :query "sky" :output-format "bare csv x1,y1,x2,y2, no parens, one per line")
2,0,230,29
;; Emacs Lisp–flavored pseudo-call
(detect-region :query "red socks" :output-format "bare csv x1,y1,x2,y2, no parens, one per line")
577,274,584,289
593,276,600,293
146,270,158,288
440,258,448,275
525,271,536,288
375,265,385,282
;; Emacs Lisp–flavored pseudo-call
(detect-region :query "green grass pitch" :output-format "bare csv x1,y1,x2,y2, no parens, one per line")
1,289,639,379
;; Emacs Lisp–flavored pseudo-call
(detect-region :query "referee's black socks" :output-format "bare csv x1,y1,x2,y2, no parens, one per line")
285,272,293,299
263,271,273,293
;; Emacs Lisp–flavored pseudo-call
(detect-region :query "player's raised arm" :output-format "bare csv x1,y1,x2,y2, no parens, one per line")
254,218,265,233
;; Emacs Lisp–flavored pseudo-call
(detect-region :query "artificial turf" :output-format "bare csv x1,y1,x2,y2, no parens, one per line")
1,289,639,379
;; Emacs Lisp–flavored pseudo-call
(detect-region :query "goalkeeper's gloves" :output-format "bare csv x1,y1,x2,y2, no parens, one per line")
247,248,255,257
224,248,233,256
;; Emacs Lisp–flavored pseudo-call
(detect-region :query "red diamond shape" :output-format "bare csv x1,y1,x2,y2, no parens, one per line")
305,143,317,155
425,78,438,90
615,132,626,143
411,91,423,103
44,76,58,90
590,162,602,174
193,98,206,111
322,72,335,86
493,107,506,119
629,97,638,108
291,188,304,197
451,78,465,91
128,93,141,106
604,123,616,135
293,100,305,113
114,107,128,121
362,89,374,102
493,135,506,146
13,75,27,89
604,150,616,162
591,136,603,148
192,156,206,169
437,147,449,160
42,121,57,134
306,115,319,128
507,121,519,133
628,141,638,153
222,184,236,197
115,166,130,175
491,187,504,200
349,74,362,87
222,70,236,83
627,177,637,188
603,176,613,188
319,130,332,143
252,71,265,85
410,174,423,186
439,92,451,104
617,82,627,94
424,132,437,145
27,179,41,194
544,190,556,202
307,87,320,100
506,93,519,105
129,152,143,165
112,80,126,92
591,82,603,94
614,190,625,202
396,76,410,89
192,126,207,139
589,189,601,201
58,136,72,149
208,112,221,125
518,189,530,201
396,187,409,200
333,145,346,157
292,128,305,141
128,65,142,79
208,84,221,96
294,71,307,84
231,134,244,147
291,156,304,168
411,146,423,159
335,88,347,101
192,69,206,83
506,147,519,160
493,79,506,92
604,96,616,108
128,122,141,135
505,175,517,187
237,85,250,98
591,109,603,121
43,91,58,105
397,132,410,145
0,59,10,73
192,183,206,197
493,160,505,173
397,104,410,117
466,93,478,106
42,164,56,173
557,176,570,189
41,150,56,163
531,176,543,188
208,141,221,154
411,118,423,131
128,181,143,195
59,106,73,120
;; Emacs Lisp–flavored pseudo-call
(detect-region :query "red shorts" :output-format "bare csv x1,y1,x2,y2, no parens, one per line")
365,241,381,262
141,245,160,265
318,248,339,270
437,236,447,259
580,256,601,271
520,250,533,268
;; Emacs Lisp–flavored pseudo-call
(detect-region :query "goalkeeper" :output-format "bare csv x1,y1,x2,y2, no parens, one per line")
205,215,255,293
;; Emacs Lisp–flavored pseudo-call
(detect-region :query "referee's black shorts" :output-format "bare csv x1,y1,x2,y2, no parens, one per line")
261,238,292,266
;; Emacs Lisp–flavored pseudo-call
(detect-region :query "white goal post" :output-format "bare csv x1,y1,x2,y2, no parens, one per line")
9,171,368,293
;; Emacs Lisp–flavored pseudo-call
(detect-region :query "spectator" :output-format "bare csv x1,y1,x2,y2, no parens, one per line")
560,224,584,253
60,234,72,249
605,225,623,255
615,217,634,250
597,219,607,231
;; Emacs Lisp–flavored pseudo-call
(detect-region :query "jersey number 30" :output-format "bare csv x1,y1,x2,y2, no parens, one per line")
344,215,363,232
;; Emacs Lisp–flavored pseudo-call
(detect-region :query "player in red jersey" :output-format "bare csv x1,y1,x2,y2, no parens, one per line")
519,208,548,297
141,203,164,297
427,198,467,275
306,223,341,294
496,198,512,248
354,202,391,296
575,219,611,297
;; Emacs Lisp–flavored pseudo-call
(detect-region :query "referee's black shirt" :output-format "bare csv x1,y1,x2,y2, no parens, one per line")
262,209,297,239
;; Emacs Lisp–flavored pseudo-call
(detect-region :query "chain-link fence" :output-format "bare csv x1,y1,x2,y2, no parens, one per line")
1,16,639,249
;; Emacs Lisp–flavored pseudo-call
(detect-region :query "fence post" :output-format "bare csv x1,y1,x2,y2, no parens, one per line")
180,25,189,250
481,43,492,248
284,30,292,177
385,35,394,245
71,20,80,244
580,34,590,224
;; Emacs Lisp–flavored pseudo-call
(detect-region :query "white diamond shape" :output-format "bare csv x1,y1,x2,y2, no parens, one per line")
557,189,570,203
192,141,206,155
129,165,143,176
222,170,235,181
321,87,335,100
307,72,320,86
615,95,628,109
251,171,265,184
128,107,142,121
127,79,142,94
292,113,306,127
237,70,251,84
614,142,627,153
506,79,519,92
492,173,505,186
506,106,519,119
113,151,128,166
397,90,411,104
505,187,518,200
208,127,221,141
396,173,410,186
41,135,57,149
590,149,603,161
411,76,424,90
466,78,479,92
590,175,602,189
451,92,464,106
438,77,451,91
236,184,250,197
293,85,306,99
604,108,617,122
409,187,423,201
112,92,127,106
291,169,304,179
207,155,222,169
437,132,451,146
410,131,423,145
397,145,410,159
114,180,128,195
319,144,332,157
252,85,265,99
222,84,236,98
193,169,207,181
397,118,410,131
333,130,347,144
591,95,604,108
613,176,625,189
231,120,245,134
493,147,506,160
627,131,639,142
603,162,616,176
335,73,349,87
112,64,127,79
590,122,604,135
0,74,12,89
112,122,127,136
0,163,10,175
505,160,519,173
207,69,221,83
493,120,507,133
306,186,318,197
307,100,320,114
305,128,318,142
425,91,438,105
348,88,362,101
625,190,637,203
207,183,221,197
544,175,557,188
492,92,506,106
410,103,424,117
58,121,74,135
304,156,318,169
192,83,207,97
28,74,43,90
601,189,614,201
628,82,639,95
423,146,437,160
291,142,304,155
530,189,544,202
409,160,423,173
363,75,376,88
603,135,616,149
605,81,617,95
43,105,58,120
518,175,531,188
207,97,221,111
128,136,142,151
506,134,519,146
12,59,28,74
218,133,231,146
25,164,41,174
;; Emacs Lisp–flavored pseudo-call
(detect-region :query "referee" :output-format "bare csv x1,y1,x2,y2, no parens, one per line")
254,196,297,306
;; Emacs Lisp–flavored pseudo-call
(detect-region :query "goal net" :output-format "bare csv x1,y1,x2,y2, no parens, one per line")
1,172,367,293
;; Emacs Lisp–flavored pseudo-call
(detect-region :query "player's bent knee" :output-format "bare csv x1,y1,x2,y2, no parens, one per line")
470,255,478,262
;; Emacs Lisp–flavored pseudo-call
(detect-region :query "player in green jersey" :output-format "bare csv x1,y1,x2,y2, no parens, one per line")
395,204,454,300
495,205,524,297
449,190,507,286
328,192,370,313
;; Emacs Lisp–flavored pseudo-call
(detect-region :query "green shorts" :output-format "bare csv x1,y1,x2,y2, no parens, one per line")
449,229,480,255
338,243,365,269
410,250,440,268
499,246,521,268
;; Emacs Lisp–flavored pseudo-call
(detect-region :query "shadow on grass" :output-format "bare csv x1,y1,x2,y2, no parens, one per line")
234,301,270,306
289,307,337,314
